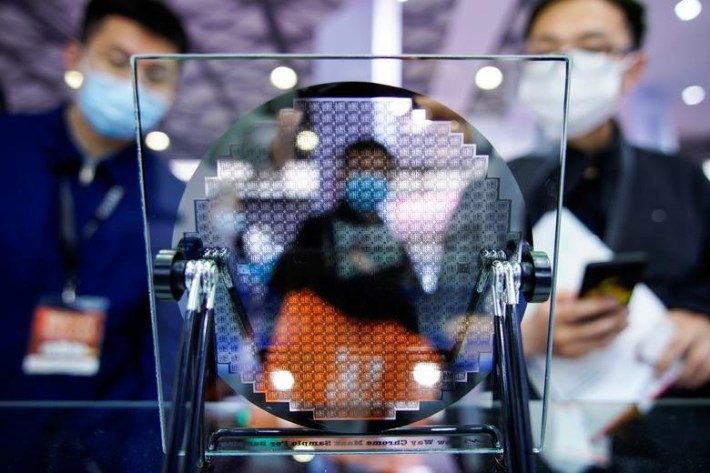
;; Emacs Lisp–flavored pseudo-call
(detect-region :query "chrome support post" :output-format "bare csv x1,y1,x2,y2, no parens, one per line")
163,258,218,473
490,258,535,473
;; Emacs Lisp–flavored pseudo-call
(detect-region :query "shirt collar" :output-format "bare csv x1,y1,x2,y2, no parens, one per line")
565,123,624,191
45,104,144,188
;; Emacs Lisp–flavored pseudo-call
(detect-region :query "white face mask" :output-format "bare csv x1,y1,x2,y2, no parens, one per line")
518,49,633,141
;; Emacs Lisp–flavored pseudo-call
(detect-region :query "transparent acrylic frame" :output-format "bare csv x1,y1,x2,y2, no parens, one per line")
132,54,570,458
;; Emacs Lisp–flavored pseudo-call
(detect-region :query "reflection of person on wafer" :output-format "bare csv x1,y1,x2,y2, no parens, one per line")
263,139,443,420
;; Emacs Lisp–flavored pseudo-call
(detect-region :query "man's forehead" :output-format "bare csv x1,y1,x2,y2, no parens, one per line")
528,0,633,46
349,149,386,158
345,150,390,170
347,149,386,161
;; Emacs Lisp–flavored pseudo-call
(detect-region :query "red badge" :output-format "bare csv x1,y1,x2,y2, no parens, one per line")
23,297,108,376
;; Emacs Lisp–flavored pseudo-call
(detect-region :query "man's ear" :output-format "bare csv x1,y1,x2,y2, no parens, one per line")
64,40,81,72
622,51,647,93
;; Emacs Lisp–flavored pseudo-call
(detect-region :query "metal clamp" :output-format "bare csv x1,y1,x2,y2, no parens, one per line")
184,259,219,312
491,260,521,317
480,247,541,472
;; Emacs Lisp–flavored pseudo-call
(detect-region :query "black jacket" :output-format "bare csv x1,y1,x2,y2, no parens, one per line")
510,131,710,315
269,202,422,333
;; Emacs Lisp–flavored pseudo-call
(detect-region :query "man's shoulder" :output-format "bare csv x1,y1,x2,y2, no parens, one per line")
142,152,183,190
508,155,555,177
0,107,67,162
507,153,559,200
299,211,333,234
509,154,551,166
0,107,68,175
632,145,701,172
0,107,62,134
631,145,709,190
139,153,185,220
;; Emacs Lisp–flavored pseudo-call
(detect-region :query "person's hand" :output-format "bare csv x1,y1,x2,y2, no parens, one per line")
269,108,303,169
521,291,629,357
655,310,710,389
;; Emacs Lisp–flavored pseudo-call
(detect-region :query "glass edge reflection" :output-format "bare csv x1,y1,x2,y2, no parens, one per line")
132,55,169,454
538,55,571,453
132,53,570,62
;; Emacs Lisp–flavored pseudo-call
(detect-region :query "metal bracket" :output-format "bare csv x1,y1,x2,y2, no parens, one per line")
184,259,218,312
482,248,537,473
491,260,521,318
158,240,549,473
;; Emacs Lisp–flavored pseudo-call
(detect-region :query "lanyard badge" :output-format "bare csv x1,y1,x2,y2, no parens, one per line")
22,176,122,376
23,296,109,376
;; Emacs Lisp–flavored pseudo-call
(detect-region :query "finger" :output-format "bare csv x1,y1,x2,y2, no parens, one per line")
656,331,695,376
676,341,710,388
692,357,710,389
575,309,629,341
278,108,303,127
555,310,628,354
559,298,622,323
557,325,623,358
521,310,549,356
595,324,625,349
556,291,578,302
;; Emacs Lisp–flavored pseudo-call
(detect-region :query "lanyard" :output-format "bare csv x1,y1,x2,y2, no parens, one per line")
59,177,124,303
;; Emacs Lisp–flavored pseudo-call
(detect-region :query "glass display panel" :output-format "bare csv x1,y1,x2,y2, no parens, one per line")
134,54,569,454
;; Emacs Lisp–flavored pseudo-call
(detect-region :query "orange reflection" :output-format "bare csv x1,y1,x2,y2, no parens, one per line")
255,289,444,420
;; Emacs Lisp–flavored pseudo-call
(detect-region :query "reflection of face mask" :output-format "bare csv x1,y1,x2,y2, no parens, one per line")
215,211,248,242
78,68,170,139
344,172,389,213
242,224,283,264
519,49,631,140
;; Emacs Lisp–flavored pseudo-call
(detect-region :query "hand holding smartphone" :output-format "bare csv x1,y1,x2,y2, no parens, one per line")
579,253,648,306
539,254,647,358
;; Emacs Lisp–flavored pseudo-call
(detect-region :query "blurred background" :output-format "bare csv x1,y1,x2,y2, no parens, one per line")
0,0,707,180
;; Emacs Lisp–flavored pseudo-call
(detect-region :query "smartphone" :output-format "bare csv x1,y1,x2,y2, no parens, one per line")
579,253,648,306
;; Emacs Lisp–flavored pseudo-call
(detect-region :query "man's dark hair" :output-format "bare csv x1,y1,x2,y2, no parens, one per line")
524,0,646,50
343,139,395,170
80,0,190,53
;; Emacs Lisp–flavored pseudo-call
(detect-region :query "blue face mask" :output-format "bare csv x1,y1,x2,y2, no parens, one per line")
344,172,389,213
234,213,249,234
78,70,170,139
215,212,249,239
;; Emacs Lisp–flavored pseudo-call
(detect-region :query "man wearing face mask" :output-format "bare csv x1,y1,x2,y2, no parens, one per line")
0,0,188,405
262,140,443,427
513,0,710,392
269,139,422,332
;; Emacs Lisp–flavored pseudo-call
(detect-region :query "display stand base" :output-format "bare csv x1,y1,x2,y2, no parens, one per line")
208,424,502,456
158,245,550,473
